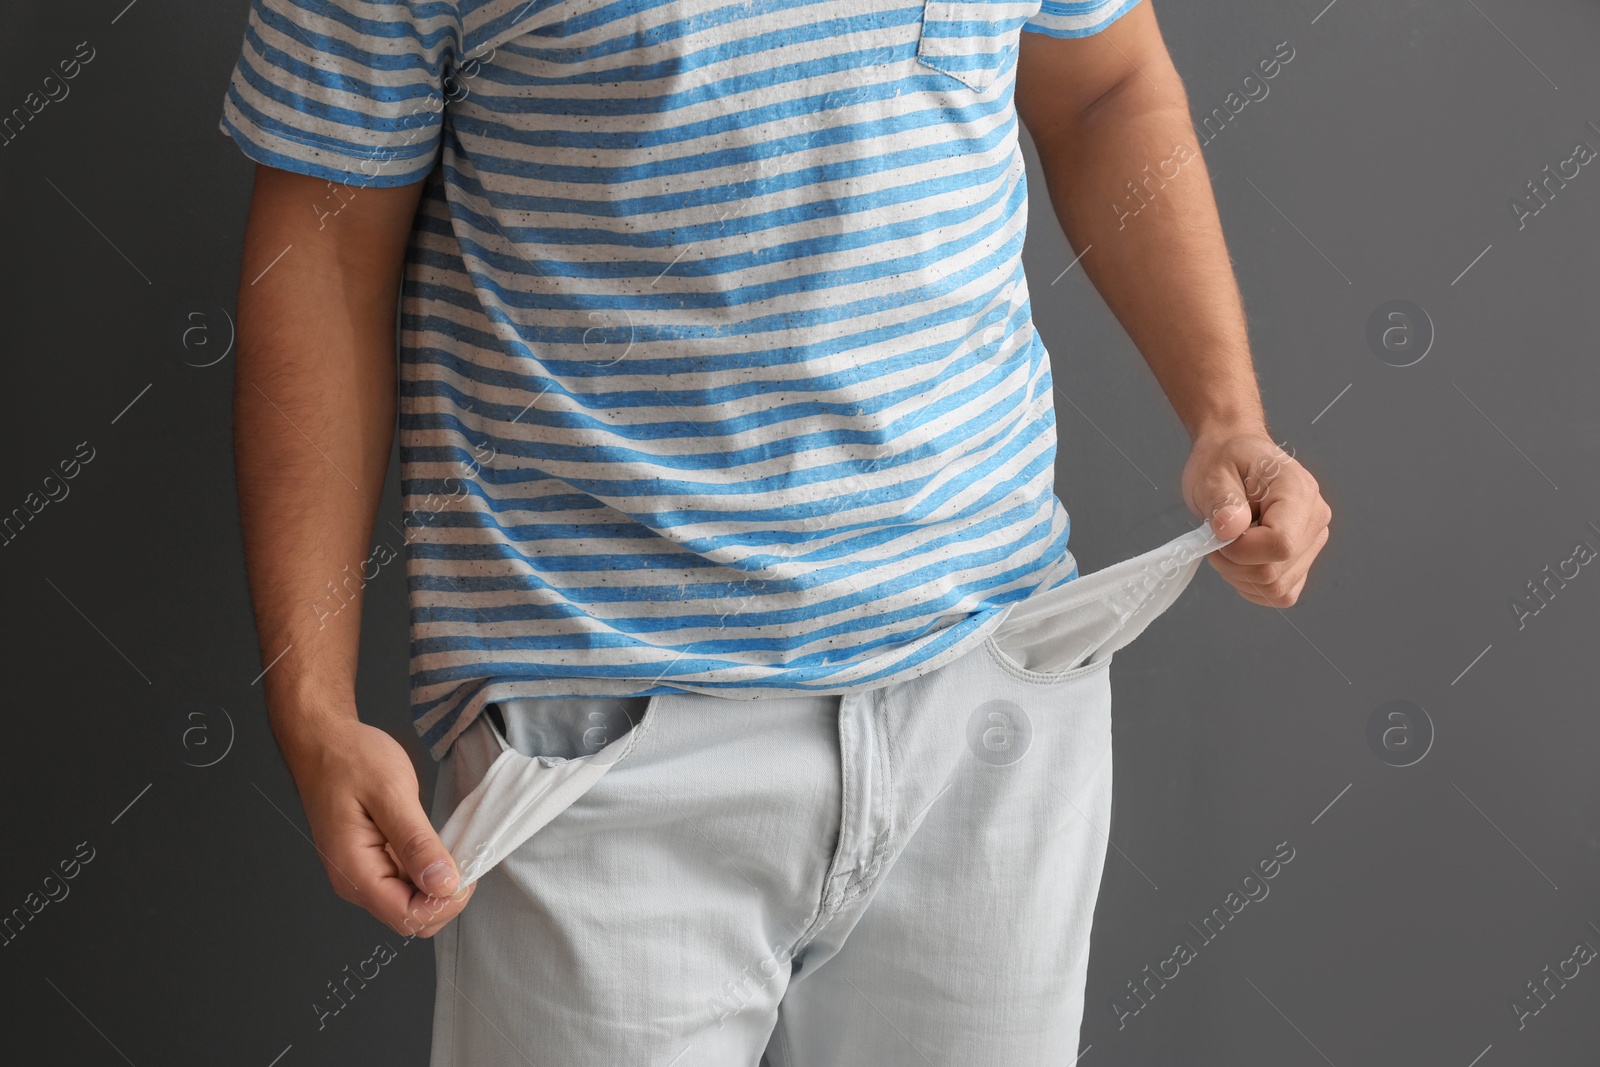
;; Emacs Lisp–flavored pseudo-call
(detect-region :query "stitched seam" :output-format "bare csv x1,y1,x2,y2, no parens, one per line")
839,828,886,895
794,699,859,945
834,698,857,886
874,687,896,866
444,902,462,1058
601,694,662,770
226,106,440,163
785,897,829,956
914,51,997,92
982,634,1116,687
833,688,908,901
780,1012,796,1065
838,868,883,906
914,1,1012,93
834,690,895,897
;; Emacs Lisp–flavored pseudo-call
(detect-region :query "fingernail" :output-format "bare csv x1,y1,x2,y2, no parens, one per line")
421,860,455,893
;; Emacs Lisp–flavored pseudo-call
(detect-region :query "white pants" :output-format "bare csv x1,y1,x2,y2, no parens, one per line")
428,524,1231,1066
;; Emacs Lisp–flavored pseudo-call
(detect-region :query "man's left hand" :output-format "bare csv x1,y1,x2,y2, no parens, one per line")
1181,429,1332,608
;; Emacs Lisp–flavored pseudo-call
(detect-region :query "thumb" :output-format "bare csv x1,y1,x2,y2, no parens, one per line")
368,792,461,897
1196,469,1253,542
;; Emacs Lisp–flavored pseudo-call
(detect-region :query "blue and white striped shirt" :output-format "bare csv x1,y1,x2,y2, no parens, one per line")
220,0,1141,759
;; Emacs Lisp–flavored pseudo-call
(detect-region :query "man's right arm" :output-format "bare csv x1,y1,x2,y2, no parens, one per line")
234,163,473,937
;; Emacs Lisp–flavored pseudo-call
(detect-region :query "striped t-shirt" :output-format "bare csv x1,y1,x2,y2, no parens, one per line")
220,0,1141,760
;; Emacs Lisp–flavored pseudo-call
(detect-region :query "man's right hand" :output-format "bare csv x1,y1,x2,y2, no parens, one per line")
281,712,475,938
233,163,454,933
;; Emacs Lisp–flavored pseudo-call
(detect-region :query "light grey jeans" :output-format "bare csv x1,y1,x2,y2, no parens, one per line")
428,524,1232,1066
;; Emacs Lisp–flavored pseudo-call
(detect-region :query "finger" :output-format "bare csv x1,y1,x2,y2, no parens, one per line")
1243,575,1308,607
395,880,477,939
321,824,435,933
1189,459,1254,543
366,784,463,899
1224,525,1328,606
1217,464,1320,567
1210,491,1331,588
334,824,473,937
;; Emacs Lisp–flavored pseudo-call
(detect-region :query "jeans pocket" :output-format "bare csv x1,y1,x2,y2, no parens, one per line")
488,695,654,767
986,524,1235,682
438,696,662,887
915,0,1019,93
985,632,1117,688
967,640,1113,772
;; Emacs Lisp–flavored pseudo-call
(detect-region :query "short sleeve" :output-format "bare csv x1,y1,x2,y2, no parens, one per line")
1023,0,1144,38
218,0,460,188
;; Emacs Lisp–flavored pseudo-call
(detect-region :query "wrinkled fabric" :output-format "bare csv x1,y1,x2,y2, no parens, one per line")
429,522,1234,1065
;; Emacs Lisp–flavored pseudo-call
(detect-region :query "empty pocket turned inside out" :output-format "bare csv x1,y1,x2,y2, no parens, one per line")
439,695,656,888
988,524,1235,678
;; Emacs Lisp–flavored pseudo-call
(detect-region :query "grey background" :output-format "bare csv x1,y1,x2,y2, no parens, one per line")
2,0,1597,1064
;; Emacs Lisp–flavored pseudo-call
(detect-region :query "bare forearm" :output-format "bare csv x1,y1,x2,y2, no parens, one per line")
1030,69,1267,442
233,166,416,755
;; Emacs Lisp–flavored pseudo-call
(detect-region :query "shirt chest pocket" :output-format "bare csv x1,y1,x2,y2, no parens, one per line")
915,0,1031,94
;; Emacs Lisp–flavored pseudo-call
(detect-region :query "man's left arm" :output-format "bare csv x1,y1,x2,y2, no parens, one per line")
1015,1,1331,608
